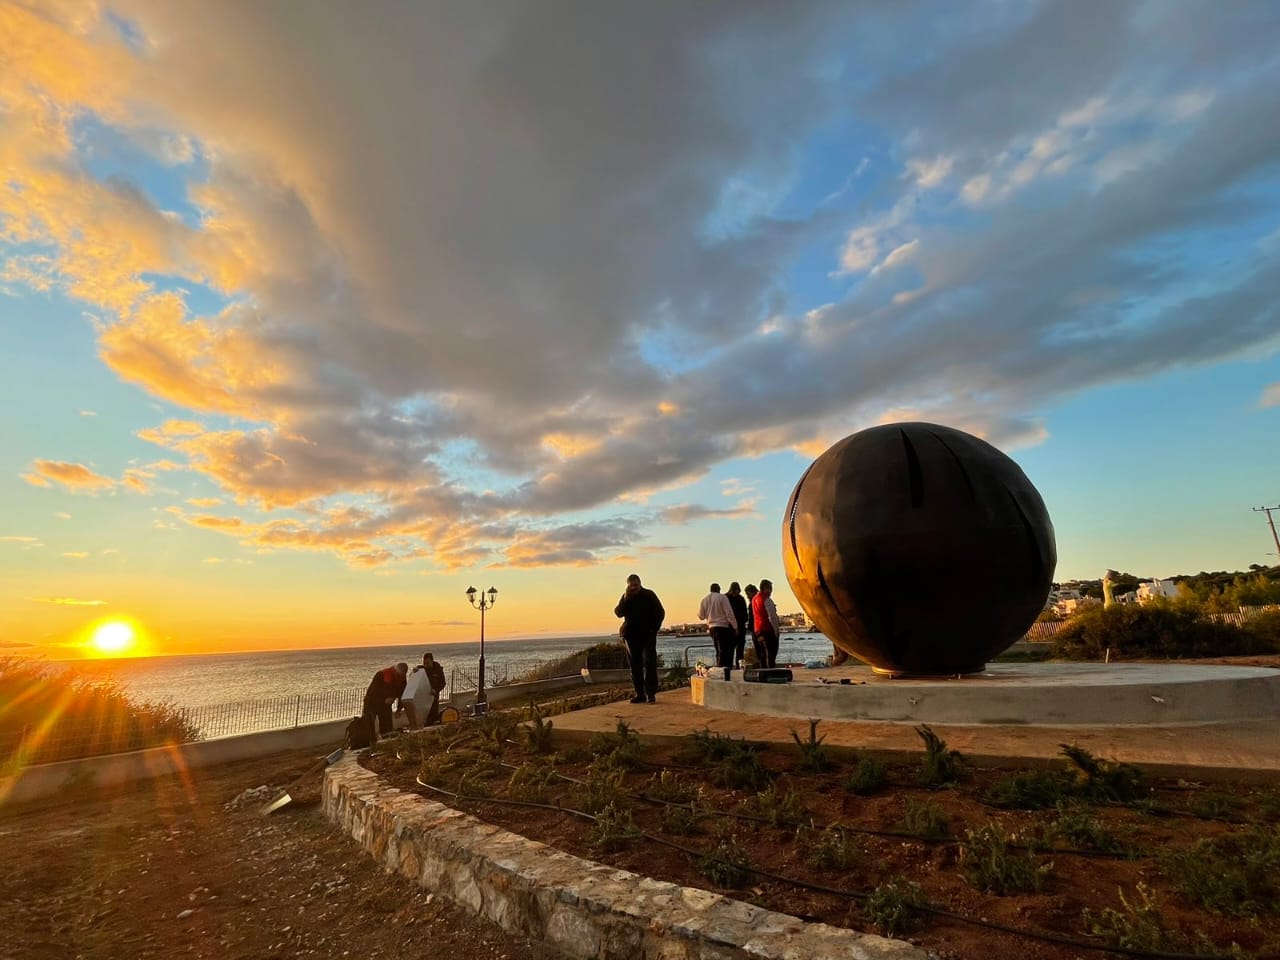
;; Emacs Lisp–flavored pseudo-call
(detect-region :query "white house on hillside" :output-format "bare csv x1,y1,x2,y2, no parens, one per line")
1136,579,1178,604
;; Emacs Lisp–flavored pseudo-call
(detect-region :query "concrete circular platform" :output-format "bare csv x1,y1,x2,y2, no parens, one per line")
691,663,1280,726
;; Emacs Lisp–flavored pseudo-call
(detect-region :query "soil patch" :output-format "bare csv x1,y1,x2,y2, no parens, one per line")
365,714,1280,960
0,747,566,960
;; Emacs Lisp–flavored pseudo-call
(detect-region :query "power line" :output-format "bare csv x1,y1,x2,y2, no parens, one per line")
1253,504,1280,559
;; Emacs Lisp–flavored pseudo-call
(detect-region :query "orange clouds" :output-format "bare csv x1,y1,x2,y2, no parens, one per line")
22,460,114,492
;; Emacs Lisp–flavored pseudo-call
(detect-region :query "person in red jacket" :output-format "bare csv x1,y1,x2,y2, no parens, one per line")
751,580,781,668
362,662,408,743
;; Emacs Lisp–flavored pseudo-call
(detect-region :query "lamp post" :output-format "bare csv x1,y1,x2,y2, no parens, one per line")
466,585,498,715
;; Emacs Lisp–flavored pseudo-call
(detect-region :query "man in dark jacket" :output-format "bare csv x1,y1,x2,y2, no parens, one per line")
726,582,748,667
614,573,665,703
423,652,447,726
362,662,408,742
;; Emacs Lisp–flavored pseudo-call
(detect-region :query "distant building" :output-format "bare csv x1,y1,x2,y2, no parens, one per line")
1054,596,1101,616
1136,579,1178,604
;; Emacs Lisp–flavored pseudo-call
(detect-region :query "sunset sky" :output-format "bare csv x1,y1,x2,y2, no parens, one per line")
3,1,1279,660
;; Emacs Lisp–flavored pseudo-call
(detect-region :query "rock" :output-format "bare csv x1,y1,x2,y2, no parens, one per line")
176,909,195,920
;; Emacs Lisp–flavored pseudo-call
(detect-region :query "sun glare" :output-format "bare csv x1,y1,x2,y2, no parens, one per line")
90,621,136,656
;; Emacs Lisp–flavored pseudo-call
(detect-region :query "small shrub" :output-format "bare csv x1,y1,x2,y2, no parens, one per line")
590,719,643,769
1083,883,1187,952
984,770,1068,810
455,758,501,799
809,826,860,870
709,742,772,791
1048,803,1130,856
864,877,925,937
507,760,559,804
845,756,888,795
745,783,806,827
580,762,627,814
916,725,962,786
1188,789,1246,822
1059,744,1144,803
681,727,740,764
662,806,704,836
523,706,555,755
697,838,752,888
643,769,696,805
790,718,833,773
1161,828,1280,916
590,803,640,852
899,798,949,839
960,824,1053,895
418,757,448,788
475,713,517,756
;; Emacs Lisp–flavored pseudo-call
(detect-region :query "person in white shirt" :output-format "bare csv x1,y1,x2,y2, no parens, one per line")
698,583,738,668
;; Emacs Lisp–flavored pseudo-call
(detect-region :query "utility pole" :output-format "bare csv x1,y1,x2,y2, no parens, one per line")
1253,505,1280,560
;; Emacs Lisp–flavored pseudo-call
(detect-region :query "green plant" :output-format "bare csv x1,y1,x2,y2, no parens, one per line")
709,742,771,791
916,724,961,786
697,837,751,888
1083,883,1186,952
808,826,860,870
522,705,555,755
455,758,501,798
1048,803,1130,855
899,798,949,839
845,755,888,795
960,824,1053,895
643,769,696,805
661,806,704,836
864,878,925,937
745,783,805,827
1058,744,1144,803
1161,828,1280,916
580,762,627,814
507,760,559,804
681,727,740,764
590,803,640,852
983,770,1067,810
590,719,643,769
790,718,833,773
475,713,517,756
1188,789,1246,822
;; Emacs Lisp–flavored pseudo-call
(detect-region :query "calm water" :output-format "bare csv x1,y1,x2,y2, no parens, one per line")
68,633,834,709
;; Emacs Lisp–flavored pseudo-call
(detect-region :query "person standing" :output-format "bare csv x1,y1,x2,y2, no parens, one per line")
725,582,748,667
362,662,408,743
744,583,759,662
751,580,781,668
423,652,447,725
615,573,665,703
698,583,737,668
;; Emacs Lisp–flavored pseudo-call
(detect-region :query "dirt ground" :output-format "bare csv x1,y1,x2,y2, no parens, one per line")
0,747,566,960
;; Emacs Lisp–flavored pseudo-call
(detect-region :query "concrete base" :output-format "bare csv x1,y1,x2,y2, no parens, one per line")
691,663,1280,726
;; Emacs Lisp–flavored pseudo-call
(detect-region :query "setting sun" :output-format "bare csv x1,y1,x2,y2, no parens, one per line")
90,621,136,656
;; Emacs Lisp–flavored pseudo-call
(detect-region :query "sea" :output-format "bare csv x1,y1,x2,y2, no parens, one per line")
71,633,835,710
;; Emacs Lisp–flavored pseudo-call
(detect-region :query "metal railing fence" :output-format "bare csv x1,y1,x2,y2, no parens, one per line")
179,688,365,740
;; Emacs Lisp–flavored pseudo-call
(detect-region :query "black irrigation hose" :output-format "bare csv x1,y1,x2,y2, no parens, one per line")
411,776,1252,960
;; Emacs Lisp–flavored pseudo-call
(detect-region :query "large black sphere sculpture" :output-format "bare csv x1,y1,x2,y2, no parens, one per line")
783,423,1056,676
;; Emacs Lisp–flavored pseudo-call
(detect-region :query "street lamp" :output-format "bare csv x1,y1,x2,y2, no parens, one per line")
465,585,498,715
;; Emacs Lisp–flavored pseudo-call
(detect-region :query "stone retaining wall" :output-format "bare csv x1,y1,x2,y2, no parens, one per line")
323,756,925,960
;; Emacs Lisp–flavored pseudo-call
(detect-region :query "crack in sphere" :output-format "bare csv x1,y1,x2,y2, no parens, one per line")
783,423,1057,676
